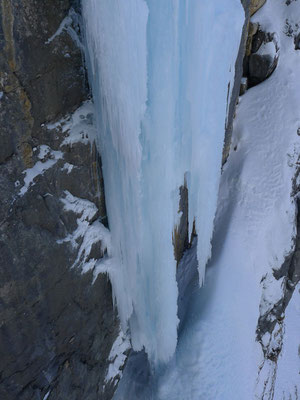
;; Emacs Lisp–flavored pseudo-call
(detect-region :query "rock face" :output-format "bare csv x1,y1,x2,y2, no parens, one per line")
294,32,300,50
248,52,275,83
246,30,279,87
250,0,266,16
223,0,278,163
223,0,250,164
173,183,189,265
0,2,123,399
256,184,300,397
240,2,279,90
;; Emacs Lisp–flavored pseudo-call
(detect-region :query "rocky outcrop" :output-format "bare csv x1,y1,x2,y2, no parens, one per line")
0,2,123,399
223,0,250,164
255,164,300,397
250,0,266,16
223,0,278,163
284,13,300,50
245,29,279,87
239,1,279,92
173,183,189,265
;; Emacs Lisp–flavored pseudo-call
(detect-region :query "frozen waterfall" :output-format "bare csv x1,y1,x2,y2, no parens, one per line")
82,0,244,364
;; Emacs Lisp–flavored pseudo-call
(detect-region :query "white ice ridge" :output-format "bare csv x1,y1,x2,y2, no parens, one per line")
82,0,244,364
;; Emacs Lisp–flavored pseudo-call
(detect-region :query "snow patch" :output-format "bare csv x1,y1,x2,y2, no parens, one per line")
58,191,112,278
61,162,74,174
45,14,72,44
19,146,63,196
259,274,285,316
273,283,300,397
257,40,277,58
105,329,130,385
45,8,83,49
47,101,96,146
42,391,50,400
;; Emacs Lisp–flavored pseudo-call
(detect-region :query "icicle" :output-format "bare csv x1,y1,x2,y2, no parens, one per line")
82,0,244,364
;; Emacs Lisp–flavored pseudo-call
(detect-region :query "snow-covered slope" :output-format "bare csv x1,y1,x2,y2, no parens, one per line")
160,0,300,398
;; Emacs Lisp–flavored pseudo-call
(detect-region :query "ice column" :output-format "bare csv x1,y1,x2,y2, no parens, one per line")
82,0,244,364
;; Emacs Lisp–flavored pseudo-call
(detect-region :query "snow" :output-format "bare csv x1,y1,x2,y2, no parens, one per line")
59,191,98,229
61,162,74,174
105,329,131,386
273,283,300,399
19,146,63,196
58,191,111,278
47,101,96,146
42,391,50,400
82,0,244,364
45,8,82,50
259,274,285,316
257,39,277,58
114,0,300,398
45,14,73,44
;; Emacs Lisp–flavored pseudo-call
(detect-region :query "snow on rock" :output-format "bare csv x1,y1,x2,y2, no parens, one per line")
19,102,98,197
47,101,97,146
61,162,74,174
82,0,244,364
42,391,51,400
58,191,111,278
45,13,73,44
45,7,83,50
19,146,63,196
256,39,277,57
273,283,300,399
105,329,131,387
27,103,109,282
259,274,285,316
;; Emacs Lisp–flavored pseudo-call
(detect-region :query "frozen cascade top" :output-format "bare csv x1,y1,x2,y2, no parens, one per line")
82,0,244,364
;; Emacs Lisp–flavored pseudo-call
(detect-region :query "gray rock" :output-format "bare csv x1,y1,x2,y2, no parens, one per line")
256,172,300,371
222,0,250,164
294,32,300,50
0,2,121,400
248,53,275,84
251,29,266,54
173,183,189,264
245,30,279,88
239,77,248,95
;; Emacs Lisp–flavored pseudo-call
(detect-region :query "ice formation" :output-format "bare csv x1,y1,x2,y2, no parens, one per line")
82,0,244,364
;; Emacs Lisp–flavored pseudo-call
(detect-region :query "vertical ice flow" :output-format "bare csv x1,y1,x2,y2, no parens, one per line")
82,0,244,364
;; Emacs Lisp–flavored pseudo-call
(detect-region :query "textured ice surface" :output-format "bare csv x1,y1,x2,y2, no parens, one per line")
115,0,300,397
82,0,243,364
